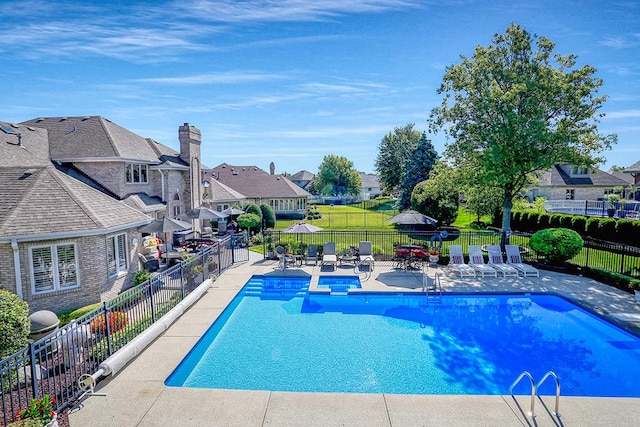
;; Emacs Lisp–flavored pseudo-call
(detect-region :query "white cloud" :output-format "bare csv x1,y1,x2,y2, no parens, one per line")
604,110,640,119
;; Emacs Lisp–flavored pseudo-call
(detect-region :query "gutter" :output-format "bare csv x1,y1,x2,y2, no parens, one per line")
0,220,152,244
11,239,23,299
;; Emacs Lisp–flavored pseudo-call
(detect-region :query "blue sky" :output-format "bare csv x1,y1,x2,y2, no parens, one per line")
2,0,638,175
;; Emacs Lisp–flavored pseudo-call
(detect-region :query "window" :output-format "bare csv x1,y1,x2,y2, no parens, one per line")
108,234,128,276
30,243,78,294
566,189,575,200
571,166,588,175
125,164,148,184
172,193,182,217
297,198,306,210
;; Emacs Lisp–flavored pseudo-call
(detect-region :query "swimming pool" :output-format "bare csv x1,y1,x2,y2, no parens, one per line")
166,276,640,397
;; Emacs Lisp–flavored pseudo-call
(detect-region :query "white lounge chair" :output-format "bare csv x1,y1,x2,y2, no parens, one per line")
505,245,540,278
448,245,476,278
358,241,375,270
486,245,519,278
468,245,498,278
322,242,337,270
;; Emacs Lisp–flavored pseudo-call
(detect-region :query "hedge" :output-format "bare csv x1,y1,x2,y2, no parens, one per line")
512,210,640,246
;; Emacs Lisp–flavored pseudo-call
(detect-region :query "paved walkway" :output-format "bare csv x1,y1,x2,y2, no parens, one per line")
69,253,640,426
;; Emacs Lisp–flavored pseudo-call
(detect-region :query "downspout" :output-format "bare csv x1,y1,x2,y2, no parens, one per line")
11,239,23,299
159,170,166,202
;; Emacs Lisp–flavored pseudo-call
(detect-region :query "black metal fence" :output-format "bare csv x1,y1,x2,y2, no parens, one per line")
265,230,640,278
0,236,249,426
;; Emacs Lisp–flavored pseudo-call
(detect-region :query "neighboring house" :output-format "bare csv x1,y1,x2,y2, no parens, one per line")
526,164,630,201
623,160,640,200
206,163,310,215
0,117,208,313
202,178,245,212
290,170,315,191
359,173,382,201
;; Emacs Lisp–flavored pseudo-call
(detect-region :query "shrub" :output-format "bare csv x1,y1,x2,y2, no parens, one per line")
14,394,56,425
57,302,102,326
276,212,305,220
132,270,150,287
90,311,128,335
260,203,276,229
598,218,617,240
0,289,30,359
585,217,601,237
616,219,639,246
580,266,640,293
558,214,574,230
537,213,551,228
237,213,261,233
530,228,584,264
571,216,586,234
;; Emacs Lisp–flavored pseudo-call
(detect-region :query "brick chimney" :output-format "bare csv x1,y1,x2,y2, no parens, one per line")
178,123,202,209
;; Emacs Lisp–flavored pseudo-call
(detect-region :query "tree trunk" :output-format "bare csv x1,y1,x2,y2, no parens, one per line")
501,192,513,248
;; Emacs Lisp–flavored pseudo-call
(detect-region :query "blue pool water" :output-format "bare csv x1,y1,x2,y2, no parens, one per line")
166,276,640,397
317,275,361,292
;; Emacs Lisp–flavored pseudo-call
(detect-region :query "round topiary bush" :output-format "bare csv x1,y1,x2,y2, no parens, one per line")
0,289,31,358
530,228,584,264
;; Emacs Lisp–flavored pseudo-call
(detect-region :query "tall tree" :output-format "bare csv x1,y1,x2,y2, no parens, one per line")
315,154,362,196
429,23,616,238
398,132,438,210
411,160,460,226
374,124,421,195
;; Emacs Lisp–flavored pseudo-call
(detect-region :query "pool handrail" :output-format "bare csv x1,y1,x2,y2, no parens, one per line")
509,370,537,417
536,371,561,418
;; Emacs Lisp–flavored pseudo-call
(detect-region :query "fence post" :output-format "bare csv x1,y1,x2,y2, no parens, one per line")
103,301,113,357
149,278,156,323
621,244,626,275
29,341,39,399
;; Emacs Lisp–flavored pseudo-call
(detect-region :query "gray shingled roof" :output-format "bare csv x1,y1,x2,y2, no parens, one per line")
624,160,640,173
208,179,245,202
0,166,151,241
360,173,380,188
211,163,309,198
538,165,630,187
1,122,50,167
123,193,166,213
291,170,315,181
21,116,161,162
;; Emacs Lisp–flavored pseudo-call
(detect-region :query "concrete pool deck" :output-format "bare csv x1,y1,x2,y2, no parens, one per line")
69,253,640,426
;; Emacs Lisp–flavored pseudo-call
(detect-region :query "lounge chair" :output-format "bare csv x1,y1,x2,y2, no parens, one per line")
468,245,498,278
322,242,337,270
358,241,375,270
447,245,476,278
505,245,540,278
486,245,519,278
305,244,319,265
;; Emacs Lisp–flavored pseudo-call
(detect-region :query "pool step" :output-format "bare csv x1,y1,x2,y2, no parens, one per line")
244,279,309,297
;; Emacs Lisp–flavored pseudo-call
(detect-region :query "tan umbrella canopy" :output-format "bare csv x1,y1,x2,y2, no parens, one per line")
282,222,323,233
221,207,245,216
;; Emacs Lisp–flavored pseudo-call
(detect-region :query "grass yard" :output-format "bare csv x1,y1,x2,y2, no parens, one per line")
276,204,398,230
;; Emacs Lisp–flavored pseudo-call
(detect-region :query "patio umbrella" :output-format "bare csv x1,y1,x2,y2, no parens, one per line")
139,217,192,250
221,207,245,216
178,207,228,221
386,210,438,226
282,222,323,233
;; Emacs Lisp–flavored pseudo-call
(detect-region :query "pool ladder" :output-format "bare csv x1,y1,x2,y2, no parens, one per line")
509,370,561,418
423,272,442,300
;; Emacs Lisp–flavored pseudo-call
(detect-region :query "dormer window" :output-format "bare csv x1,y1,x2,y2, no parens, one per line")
125,164,148,184
571,166,588,176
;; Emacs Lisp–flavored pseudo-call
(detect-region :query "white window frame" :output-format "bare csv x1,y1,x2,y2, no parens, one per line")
125,163,148,184
108,233,128,277
29,242,79,294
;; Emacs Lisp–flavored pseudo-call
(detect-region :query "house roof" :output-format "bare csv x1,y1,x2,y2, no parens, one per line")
291,170,315,181
610,171,634,184
0,166,151,241
122,193,166,213
624,160,640,174
21,116,161,162
207,178,245,202
210,163,309,198
360,173,380,188
0,122,50,167
538,165,630,187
